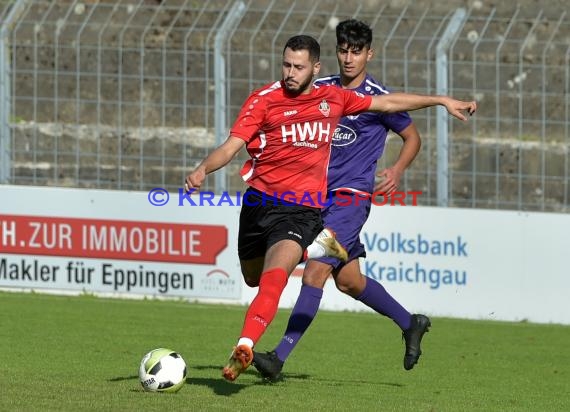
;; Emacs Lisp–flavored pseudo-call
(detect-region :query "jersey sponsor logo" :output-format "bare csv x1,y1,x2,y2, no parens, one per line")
332,124,357,146
318,99,330,117
284,110,298,116
281,121,331,145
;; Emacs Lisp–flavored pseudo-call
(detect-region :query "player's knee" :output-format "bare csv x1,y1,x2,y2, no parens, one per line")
335,279,356,295
335,275,365,298
302,270,329,288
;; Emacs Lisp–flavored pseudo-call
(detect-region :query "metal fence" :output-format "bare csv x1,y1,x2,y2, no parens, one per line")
1,0,569,212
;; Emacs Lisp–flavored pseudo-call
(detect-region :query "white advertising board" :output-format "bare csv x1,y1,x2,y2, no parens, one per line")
2,186,569,324
0,185,241,300
266,205,570,325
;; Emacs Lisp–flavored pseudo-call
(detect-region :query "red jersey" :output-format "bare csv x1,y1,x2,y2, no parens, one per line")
230,81,372,207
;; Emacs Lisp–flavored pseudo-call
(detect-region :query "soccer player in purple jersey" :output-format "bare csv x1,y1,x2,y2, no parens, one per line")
252,19,432,381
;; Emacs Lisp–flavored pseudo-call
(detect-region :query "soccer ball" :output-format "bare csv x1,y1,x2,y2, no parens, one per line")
139,348,187,393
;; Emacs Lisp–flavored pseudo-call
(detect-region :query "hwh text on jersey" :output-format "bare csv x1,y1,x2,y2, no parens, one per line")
281,122,331,143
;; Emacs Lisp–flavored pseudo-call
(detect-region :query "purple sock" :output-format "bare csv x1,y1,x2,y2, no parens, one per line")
274,284,323,362
356,277,412,330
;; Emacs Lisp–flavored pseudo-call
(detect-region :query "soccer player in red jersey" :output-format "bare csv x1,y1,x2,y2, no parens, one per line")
184,34,477,382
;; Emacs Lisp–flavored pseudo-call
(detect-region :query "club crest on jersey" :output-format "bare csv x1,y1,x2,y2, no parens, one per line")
318,99,330,117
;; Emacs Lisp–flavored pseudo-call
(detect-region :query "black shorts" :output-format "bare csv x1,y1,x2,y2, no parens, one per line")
238,188,323,260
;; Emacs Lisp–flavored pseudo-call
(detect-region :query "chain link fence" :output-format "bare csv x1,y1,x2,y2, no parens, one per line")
1,0,569,212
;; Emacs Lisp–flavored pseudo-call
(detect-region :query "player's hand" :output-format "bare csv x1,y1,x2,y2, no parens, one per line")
375,167,402,196
184,167,206,193
444,98,477,121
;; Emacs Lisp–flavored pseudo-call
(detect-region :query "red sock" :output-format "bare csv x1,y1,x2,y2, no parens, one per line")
240,268,288,345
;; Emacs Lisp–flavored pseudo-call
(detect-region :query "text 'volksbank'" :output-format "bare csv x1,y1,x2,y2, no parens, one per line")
363,232,468,290
364,232,467,256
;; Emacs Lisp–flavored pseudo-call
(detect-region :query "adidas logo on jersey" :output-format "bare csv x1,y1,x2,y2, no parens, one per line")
284,110,298,116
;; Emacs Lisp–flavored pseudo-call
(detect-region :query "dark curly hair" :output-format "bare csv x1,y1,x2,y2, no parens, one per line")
336,19,373,50
283,35,320,63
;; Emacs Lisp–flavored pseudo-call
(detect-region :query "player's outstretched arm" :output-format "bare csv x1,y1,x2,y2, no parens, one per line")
185,135,245,191
368,93,477,121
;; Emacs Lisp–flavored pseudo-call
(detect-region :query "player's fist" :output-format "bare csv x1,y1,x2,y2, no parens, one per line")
184,167,206,193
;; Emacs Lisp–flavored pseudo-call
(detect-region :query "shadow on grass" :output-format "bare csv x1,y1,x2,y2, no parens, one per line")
192,364,310,380
256,371,403,388
307,376,404,387
107,368,250,396
108,365,396,396
191,364,398,389
187,376,247,395
108,375,148,393
108,375,138,382
188,364,269,395
108,372,246,396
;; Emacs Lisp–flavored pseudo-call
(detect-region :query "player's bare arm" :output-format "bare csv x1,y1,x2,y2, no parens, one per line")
375,123,421,195
368,93,477,121
184,135,245,191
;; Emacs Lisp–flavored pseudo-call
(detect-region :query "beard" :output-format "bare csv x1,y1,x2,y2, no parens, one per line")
283,75,313,95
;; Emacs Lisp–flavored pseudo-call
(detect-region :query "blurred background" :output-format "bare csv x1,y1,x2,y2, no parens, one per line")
1,0,569,211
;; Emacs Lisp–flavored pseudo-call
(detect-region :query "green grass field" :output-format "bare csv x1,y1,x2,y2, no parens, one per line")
1,291,568,411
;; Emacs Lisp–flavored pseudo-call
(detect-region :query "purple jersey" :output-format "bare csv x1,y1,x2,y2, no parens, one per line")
314,74,412,193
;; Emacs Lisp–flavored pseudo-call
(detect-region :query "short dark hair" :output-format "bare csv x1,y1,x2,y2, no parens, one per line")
336,19,372,50
283,35,320,63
